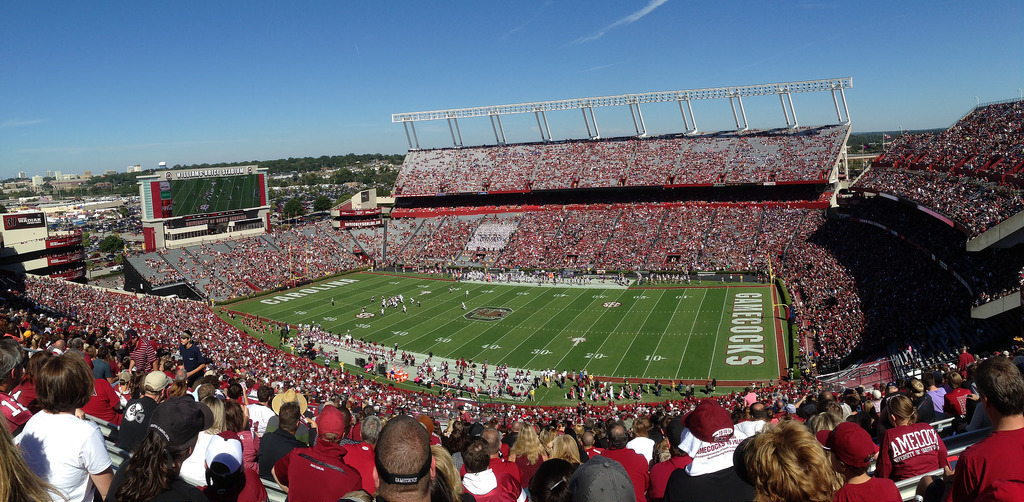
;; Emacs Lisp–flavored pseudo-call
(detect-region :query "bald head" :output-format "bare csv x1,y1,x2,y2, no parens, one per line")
375,415,433,502
481,427,501,456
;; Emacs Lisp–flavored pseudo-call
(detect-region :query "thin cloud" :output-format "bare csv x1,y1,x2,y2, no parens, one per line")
1,118,45,128
504,0,554,39
583,62,623,73
571,0,670,45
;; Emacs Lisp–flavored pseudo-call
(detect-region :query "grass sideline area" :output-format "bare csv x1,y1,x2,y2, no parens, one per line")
225,272,788,386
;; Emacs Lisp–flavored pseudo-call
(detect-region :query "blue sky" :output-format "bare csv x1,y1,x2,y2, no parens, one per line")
1,1,1021,178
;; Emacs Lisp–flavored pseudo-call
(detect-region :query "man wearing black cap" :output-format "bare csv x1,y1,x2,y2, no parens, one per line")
179,330,208,388
375,415,435,502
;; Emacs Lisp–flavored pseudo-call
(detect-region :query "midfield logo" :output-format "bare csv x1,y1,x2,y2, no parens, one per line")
465,307,513,322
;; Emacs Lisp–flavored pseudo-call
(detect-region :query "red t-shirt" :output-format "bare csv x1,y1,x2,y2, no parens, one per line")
81,379,122,425
649,455,692,501
12,380,38,414
0,391,31,434
943,388,971,417
877,422,948,481
948,428,1024,502
833,477,901,502
341,442,376,495
598,447,650,502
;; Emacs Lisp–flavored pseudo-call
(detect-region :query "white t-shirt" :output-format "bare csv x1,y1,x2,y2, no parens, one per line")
179,430,215,486
626,436,656,463
247,403,276,437
15,411,112,502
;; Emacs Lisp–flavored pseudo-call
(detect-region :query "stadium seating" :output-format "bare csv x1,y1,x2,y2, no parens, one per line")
394,125,849,195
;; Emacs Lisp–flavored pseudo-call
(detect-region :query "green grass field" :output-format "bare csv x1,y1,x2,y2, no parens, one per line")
171,174,260,216
227,272,787,384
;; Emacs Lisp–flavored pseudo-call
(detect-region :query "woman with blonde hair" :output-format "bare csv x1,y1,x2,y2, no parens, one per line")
509,423,548,485
742,419,837,502
548,434,581,466
538,426,558,453
178,395,226,485
430,444,472,502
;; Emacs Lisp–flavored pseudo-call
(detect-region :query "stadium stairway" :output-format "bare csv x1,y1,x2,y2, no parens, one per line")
258,235,282,253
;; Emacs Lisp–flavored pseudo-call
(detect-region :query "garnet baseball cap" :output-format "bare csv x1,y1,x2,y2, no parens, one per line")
317,405,347,436
825,422,877,468
149,396,214,452
206,431,243,476
684,401,735,443
679,402,746,476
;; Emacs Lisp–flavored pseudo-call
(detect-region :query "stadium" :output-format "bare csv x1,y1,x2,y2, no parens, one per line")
7,78,1024,501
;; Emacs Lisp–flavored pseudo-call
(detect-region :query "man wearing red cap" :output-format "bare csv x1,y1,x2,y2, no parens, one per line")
664,401,754,502
273,405,362,501
827,422,901,502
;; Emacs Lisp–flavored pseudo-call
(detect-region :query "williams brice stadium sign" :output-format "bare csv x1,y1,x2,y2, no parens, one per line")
164,165,257,180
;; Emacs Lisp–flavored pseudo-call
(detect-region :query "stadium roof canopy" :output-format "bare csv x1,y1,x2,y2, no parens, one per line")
393,77,853,149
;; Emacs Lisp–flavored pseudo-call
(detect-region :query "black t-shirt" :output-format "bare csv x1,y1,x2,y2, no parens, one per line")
663,467,755,502
106,468,209,502
117,396,158,451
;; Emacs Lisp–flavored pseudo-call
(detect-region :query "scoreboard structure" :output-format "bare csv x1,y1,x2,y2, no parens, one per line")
137,165,271,252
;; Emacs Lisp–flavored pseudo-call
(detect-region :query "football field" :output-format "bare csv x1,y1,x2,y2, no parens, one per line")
170,175,260,216
227,272,787,383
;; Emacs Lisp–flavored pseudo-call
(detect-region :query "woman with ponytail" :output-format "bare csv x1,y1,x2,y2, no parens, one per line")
106,396,213,502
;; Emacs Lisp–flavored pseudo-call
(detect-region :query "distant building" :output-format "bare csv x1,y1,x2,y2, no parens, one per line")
104,169,118,176
45,170,54,178
83,170,92,178
31,176,44,186
127,164,142,173
0,211,86,281
17,171,25,179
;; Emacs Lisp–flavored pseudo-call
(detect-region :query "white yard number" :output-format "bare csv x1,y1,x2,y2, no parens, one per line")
355,324,371,329
322,316,337,321
645,355,665,361
481,344,501,350
632,295,648,299
531,349,552,355
294,310,307,315
592,295,607,299
435,337,451,343
585,353,606,359
392,331,408,336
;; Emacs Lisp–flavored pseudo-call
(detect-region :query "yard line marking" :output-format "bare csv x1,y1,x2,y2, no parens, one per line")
708,286,731,379
675,288,709,378
610,289,664,376
642,290,684,378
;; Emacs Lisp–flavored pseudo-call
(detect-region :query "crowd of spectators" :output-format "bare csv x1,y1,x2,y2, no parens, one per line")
3,280,1021,502
915,100,1024,173
856,167,1024,236
131,222,362,300
394,125,849,196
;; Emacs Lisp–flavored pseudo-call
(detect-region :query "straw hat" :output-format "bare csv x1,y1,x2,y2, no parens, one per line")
271,388,308,415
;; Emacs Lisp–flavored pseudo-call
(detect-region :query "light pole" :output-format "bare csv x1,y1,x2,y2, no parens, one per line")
975,96,980,108
1018,88,1022,100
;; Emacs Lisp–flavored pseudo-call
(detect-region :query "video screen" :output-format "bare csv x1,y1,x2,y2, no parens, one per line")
154,174,263,218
